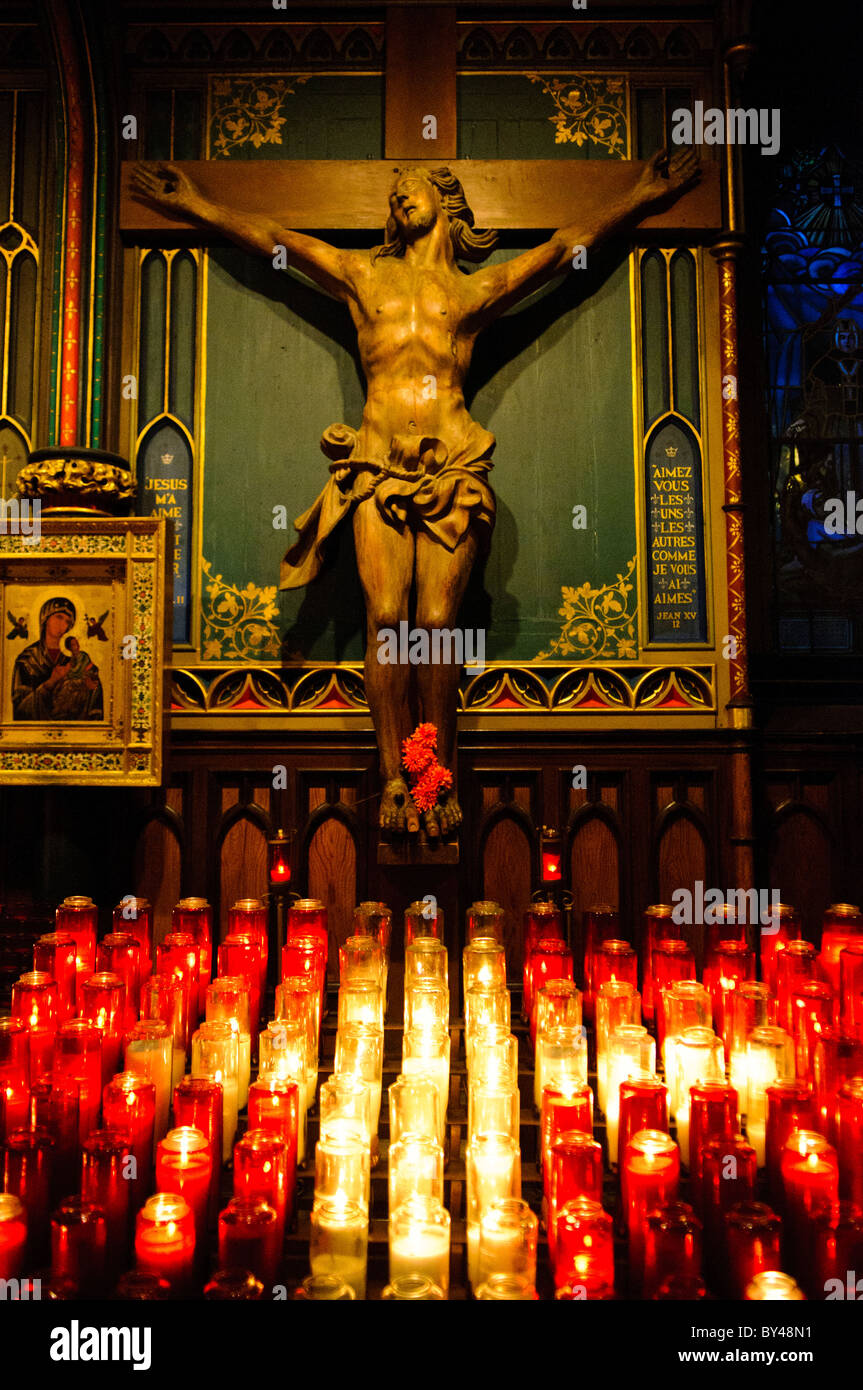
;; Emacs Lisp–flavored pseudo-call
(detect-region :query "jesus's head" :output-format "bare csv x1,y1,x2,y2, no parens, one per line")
376,166,498,264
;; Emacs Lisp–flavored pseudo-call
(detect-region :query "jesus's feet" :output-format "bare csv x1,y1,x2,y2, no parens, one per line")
379,776,421,835
421,789,462,839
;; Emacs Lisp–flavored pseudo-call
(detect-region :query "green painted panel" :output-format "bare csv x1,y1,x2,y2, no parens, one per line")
208,76,382,161
458,74,628,160
201,244,636,664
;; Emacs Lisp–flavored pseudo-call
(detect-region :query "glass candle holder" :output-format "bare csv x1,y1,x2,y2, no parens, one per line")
3,1127,54,1260
712,940,755,1051
595,981,640,1089
745,1025,796,1165
781,1129,840,1269
475,1273,539,1300
468,1082,519,1144
55,1019,102,1141
522,903,563,1020
0,1018,30,1145
320,1074,373,1147
642,1200,702,1300
820,903,862,995
294,1273,355,1301
728,981,775,1100
478,1197,538,1289
339,935,383,988
548,1132,604,1265
172,898,213,1013
790,979,835,1081
33,931,78,1021
540,1085,594,1192
234,1129,289,1248
641,905,679,1022
81,1128,133,1270
227,899,268,998
765,1079,817,1207
777,940,818,1032
463,939,506,994
140,972,186,1092
673,1027,725,1166
404,980,449,1033
280,935,325,1029
388,1075,441,1146
401,1027,449,1141
839,940,863,1040
55,895,97,985
405,938,448,988
276,974,321,1075
535,1025,587,1112
157,932,201,1049
702,906,747,998
174,1076,225,1223
190,1020,239,1160
97,933,142,1027
207,976,252,1108
314,1134,371,1213
699,1134,757,1258
0,1192,27,1281
623,1129,680,1289
465,985,510,1045
654,940,696,1055
465,1133,521,1287
389,1195,450,1295
688,1080,738,1188
469,1029,518,1090
760,901,801,996
811,1200,863,1298
605,1025,655,1161
725,1200,782,1298
79,971,126,1086
354,901,393,958
11,971,58,1081
156,1125,212,1256
337,980,384,1031
115,1271,172,1300
554,1197,615,1295
618,1078,669,1175
534,979,582,1051
218,1196,279,1289
113,896,153,983
203,1270,264,1300
247,1077,298,1221
404,899,444,947
595,939,637,997
124,1019,173,1152
28,1077,79,1194
381,1275,445,1300
335,1021,383,1135
529,940,574,1046
259,1019,309,1154
582,906,620,1022
287,899,329,989
388,1136,445,1210
467,901,505,945
661,981,710,1105
310,1197,367,1299
50,1196,107,1296
836,1076,863,1209
744,1271,805,1300
220,934,263,1044
102,1071,155,1205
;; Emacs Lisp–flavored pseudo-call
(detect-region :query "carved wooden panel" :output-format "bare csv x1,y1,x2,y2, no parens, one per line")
656,812,709,964
134,816,182,950
769,810,833,944
482,814,533,973
219,815,268,940
308,816,357,981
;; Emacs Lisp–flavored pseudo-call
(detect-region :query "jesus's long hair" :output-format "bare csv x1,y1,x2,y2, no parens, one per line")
373,166,498,265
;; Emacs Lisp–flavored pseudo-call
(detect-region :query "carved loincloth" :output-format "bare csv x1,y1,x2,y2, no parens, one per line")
279,421,497,591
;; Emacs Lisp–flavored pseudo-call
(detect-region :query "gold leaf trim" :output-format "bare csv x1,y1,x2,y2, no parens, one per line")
536,557,638,661
524,73,627,155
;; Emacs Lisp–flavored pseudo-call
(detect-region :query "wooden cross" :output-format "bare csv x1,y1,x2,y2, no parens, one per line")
119,8,720,239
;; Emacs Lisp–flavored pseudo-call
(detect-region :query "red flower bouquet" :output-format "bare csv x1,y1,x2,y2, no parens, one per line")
401,723,453,813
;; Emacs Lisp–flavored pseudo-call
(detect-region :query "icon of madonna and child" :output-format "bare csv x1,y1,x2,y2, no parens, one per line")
11,596,104,721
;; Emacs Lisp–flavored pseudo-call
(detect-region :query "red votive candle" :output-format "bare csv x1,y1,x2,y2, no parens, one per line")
0,1017,31,1141
234,1129,289,1247
583,906,620,1022
836,1077,863,1208
12,972,58,1080
3,1126,54,1260
554,1196,614,1294
79,970,127,1086
548,1132,603,1267
135,1193,196,1295
761,902,802,996
820,903,862,996
113,896,153,982
141,972,186,1091
689,1081,737,1191
790,979,835,1080
712,941,755,1052
172,898,213,1014
724,1200,782,1298
229,898,269,996
840,940,863,1041
812,1201,863,1299
777,940,818,1032
540,1084,593,1193
0,1192,27,1280
654,940,696,1055
157,932,200,1048
287,898,328,982
522,903,563,1019
97,933,142,1027
33,932,78,1021
156,1125,212,1258
781,1130,840,1273
220,934,263,1044
595,940,637,998
174,1077,224,1224
624,1130,680,1290
529,939,574,1047
765,1080,817,1207
55,895,97,991
218,1196,280,1289
641,905,679,1022
642,1200,702,1299
54,1020,102,1140
102,1071,156,1204
80,1128,132,1277
29,1077,79,1197
50,1195,108,1296
703,906,747,999
249,1078,299,1199
699,1134,758,1260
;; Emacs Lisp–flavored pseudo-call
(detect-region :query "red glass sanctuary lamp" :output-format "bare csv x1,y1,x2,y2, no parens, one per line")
540,825,562,884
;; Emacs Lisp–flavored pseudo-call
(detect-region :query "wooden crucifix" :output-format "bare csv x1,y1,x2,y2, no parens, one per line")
120,8,721,855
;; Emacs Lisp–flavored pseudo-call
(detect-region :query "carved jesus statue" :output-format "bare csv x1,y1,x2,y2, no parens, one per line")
132,149,698,840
